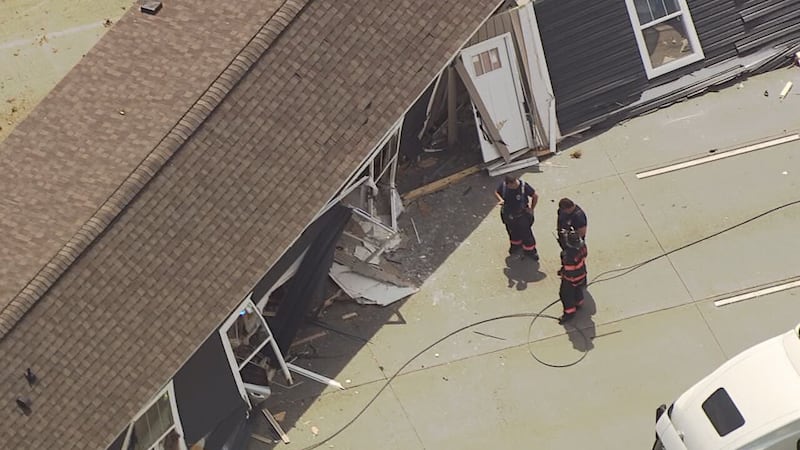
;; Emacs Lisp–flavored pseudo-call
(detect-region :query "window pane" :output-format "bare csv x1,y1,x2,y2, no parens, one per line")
488,48,502,70
635,0,680,24
128,393,174,450
641,16,695,68
479,52,492,75
472,55,483,76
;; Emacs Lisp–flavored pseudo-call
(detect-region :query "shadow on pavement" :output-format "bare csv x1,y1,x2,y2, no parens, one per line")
565,289,597,352
503,255,547,290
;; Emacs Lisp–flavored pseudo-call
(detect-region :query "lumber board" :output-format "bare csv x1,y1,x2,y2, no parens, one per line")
401,164,481,202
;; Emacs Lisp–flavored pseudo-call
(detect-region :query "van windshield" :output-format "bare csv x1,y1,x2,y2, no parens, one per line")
702,388,745,436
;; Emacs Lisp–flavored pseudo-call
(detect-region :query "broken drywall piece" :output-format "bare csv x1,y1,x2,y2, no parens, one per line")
486,155,539,177
329,263,418,306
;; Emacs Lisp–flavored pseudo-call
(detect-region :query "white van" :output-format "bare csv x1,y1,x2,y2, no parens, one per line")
654,324,800,450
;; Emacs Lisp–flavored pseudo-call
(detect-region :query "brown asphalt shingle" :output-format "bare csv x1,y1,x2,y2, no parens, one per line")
0,0,289,336
0,0,500,448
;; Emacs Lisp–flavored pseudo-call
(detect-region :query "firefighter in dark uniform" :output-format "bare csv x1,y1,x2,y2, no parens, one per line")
494,175,539,260
557,197,587,250
557,230,588,324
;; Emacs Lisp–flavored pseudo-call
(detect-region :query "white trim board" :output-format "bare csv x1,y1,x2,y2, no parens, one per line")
714,279,800,307
636,134,800,179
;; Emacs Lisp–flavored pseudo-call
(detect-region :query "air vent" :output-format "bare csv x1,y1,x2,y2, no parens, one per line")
140,1,162,15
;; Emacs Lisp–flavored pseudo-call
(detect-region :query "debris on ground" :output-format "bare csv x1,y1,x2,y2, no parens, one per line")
779,81,793,99
329,262,418,306
570,149,583,159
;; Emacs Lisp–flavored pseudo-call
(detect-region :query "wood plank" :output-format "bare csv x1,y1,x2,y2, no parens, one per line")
401,164,481,202
454,58,512,161
289,330,328,348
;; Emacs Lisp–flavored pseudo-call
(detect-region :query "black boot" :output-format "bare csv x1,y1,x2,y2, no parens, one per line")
524,250,539,261
508,244,521,255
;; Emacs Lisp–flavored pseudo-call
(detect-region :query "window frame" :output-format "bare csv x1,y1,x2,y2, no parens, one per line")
624,0,704,79
221,298,272,371
122,382,187,450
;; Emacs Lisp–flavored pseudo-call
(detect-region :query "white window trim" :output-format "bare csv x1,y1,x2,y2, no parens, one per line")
624,0,704,79
122,382,187,450
219,299,261,409
221,299,272,371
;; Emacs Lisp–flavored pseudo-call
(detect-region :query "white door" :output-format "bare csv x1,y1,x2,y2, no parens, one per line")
460,33,532,162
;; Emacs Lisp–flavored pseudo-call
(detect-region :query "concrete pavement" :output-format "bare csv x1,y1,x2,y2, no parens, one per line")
254,66,800,450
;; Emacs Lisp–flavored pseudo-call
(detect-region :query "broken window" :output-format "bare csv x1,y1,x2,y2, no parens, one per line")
625,0,704,79
226,301,270,370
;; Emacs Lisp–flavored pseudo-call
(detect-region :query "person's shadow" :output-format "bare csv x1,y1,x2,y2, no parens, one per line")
503,255,546,290
564,289,597,351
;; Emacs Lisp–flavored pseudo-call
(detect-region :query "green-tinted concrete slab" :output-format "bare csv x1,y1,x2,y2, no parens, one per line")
586,257,694,317
532,142,619,190
368,173,695,376
599,68,800,175
622,140,800,300
387,304,725,450
254,381,424,450
697,288,800,358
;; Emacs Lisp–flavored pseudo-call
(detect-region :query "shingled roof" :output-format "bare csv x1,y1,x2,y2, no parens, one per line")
0,0,501,448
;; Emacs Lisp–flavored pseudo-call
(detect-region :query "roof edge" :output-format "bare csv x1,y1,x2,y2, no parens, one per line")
0,0,311,340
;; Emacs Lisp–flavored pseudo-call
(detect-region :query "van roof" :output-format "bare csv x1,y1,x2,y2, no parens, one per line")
671,328,800,449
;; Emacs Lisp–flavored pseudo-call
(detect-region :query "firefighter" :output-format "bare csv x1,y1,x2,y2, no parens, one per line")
556,197,587,250
494,175,539,260
557,230,587,324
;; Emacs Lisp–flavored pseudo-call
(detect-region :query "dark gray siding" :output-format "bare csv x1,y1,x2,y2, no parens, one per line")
736,0,800,53
536,0,800,133
535,0,647,132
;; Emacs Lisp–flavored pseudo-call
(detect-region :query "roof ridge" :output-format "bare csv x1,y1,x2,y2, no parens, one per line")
0,0,311,340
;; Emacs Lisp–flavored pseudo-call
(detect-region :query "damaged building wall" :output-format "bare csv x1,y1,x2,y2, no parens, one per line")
535,0,647,133
535,0,800,134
